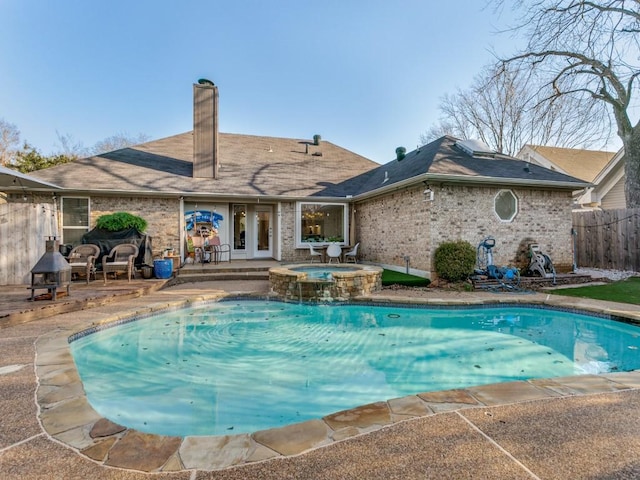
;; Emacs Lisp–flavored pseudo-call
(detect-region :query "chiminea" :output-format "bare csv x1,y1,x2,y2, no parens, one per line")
30,237,71,301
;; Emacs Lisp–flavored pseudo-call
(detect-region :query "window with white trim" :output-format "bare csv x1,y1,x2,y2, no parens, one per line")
494,190,518,222
61,197,90,245
297,202,348,245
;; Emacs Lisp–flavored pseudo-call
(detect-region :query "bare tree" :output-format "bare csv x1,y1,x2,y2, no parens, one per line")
92,132,150,155
55,131,87,159
421,64,611,156
0,119,21,166
495,0,640,206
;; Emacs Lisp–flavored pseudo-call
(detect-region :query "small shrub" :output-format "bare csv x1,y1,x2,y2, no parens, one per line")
434,240,476,281
96,212,147,232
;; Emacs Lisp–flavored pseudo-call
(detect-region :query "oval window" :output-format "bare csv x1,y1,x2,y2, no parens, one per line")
494,190,518,222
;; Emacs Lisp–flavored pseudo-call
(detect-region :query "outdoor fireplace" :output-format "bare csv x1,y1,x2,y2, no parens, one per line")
30,237,71,301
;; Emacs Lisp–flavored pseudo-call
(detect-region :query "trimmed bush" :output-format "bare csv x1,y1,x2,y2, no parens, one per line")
96,212,147,232
434,240,476,281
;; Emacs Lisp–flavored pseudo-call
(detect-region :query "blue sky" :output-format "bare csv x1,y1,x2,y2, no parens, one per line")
0,1,515,164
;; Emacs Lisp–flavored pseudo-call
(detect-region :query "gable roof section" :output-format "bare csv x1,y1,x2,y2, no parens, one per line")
519,145,615,182
318,136,589,198
28,132,379,198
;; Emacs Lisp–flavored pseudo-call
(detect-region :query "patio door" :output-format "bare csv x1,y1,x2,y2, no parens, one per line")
254,206,272,258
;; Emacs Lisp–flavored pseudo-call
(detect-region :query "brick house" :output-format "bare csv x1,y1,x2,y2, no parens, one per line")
0,81,588,284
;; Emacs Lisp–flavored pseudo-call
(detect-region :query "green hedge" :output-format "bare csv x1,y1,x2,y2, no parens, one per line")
96,212,147,232
434,240,476,281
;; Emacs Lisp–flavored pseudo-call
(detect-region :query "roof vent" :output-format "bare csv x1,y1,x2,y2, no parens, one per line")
313,134,321,145
455,139,495,158
396,146,406,161
197,78,215,86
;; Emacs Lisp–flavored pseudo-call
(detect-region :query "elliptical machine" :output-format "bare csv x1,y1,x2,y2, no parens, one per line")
475,236,519,283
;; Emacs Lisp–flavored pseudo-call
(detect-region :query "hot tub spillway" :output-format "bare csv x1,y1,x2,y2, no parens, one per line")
269,264,383,301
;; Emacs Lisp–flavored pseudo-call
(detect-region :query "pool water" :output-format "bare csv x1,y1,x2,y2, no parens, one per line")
290,265,361,278
70,300,640,437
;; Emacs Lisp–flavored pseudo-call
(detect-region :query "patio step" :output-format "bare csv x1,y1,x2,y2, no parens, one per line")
174,262,272,283
173,271,270,283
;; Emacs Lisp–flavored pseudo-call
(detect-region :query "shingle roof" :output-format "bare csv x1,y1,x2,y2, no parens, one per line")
28,134,588,200
526,145,615,182
29,132,379,198
317,136,589,198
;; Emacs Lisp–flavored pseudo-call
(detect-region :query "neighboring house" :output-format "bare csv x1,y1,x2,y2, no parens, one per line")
575,148,626,210
0,81,588,284
516,144,618,209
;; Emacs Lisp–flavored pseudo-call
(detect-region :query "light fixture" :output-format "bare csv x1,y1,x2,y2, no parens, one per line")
423,186,434,202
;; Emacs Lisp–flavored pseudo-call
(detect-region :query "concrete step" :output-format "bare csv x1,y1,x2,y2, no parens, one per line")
172,271,270,283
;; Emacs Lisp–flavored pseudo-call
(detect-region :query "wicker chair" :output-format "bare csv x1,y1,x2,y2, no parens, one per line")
67,244,100,284
102,244,139,284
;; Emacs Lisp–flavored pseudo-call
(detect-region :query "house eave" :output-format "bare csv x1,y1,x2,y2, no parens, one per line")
351,173,589,201
36,187,352,203
425,173,591,189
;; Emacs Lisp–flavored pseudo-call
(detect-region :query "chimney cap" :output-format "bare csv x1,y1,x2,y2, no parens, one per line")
197,78,215,86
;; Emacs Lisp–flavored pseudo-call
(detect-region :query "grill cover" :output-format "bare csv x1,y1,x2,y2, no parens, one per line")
81,228,153,268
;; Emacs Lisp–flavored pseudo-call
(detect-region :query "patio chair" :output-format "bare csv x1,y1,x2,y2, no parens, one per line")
308,244,323,263
344,242,360,263
326,243,342,263
102,244,139,284
207,236,231,264
67,244,100,284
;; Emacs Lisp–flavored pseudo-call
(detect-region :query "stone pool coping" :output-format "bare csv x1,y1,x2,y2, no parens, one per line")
35,291,640,473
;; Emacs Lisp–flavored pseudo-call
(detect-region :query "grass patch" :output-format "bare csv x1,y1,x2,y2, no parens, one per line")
382,269,430,287
549,277,640,305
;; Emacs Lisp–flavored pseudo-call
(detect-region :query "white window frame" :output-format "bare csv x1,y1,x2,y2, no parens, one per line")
295,201,349,247
61,196,90,244
494,189,518,222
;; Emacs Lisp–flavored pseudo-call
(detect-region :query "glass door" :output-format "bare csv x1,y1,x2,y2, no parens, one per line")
254,206,272,258
232,204,246,252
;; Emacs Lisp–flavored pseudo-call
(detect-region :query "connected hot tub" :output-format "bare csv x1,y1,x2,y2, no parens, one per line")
269,264,383,301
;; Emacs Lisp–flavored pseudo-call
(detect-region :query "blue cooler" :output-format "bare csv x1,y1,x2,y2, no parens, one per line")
153,259,173,279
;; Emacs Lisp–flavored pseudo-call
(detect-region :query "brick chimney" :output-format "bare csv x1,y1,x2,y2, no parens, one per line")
193,79,218,179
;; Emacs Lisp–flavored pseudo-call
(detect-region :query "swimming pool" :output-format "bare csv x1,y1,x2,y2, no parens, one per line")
70,299,640,437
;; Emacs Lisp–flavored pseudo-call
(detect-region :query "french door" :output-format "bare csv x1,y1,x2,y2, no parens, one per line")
253,206,272,258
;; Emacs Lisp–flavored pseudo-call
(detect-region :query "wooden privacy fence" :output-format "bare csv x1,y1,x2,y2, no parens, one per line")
572,208,640,272
0,202,58,285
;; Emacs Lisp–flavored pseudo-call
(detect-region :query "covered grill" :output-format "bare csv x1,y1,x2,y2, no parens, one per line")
30,237,71,301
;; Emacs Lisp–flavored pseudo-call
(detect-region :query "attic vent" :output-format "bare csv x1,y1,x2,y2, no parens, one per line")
395,146,406,161
313,134,321,145
455,139,495,158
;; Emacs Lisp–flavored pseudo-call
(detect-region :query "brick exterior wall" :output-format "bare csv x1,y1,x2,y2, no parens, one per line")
355,184,574,278
70,188,573,274
88,196,181,257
